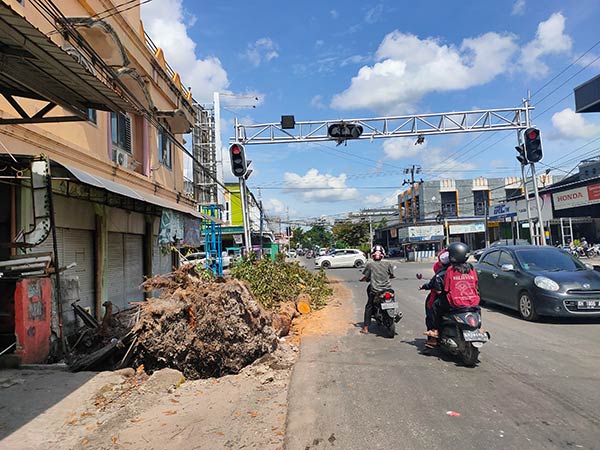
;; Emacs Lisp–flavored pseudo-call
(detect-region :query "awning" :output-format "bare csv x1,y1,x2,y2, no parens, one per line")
0,2,134,124
62,164,217,222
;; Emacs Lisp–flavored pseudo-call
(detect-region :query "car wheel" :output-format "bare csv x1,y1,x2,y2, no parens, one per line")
518,291,538,321
354,259,364,268
321,260,331,269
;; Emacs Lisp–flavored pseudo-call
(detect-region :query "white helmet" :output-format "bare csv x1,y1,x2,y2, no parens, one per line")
371,245,385,260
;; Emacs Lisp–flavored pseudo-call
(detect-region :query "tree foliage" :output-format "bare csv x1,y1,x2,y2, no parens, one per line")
302,224,334,248
231,255,332,310
332,221,370,249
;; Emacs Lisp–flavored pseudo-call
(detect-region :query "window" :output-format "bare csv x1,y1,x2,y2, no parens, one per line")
441,192,457,217
498,251,514,267
480,251,499,267
111,112,131,152
87,108,97,124
473,191,487,216
158,127,172,169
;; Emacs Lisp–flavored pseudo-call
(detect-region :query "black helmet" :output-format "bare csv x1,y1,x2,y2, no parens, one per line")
448,242,469,264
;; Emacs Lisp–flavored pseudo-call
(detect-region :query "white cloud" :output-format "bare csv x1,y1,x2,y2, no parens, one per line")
425,148,477,179
490,159,506,168
551,108,600,139
283,169,359,202
264,198,286,215
310,95,326,109
331,30,518,112
142,0,229,103
330,10,339,19
365,4,384,24
578,53,600,70
382,138,424,160
243,38,279,67
365,189,403,207
512,0,526,16
520,12,572,77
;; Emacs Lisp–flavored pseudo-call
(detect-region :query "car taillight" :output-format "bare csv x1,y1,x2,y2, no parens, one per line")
384,292,392,300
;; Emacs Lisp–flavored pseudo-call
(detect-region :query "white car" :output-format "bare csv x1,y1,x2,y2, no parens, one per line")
315,249,366,269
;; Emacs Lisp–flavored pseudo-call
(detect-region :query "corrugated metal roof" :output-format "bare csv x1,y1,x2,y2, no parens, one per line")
62,164,218,223
0,2,134,117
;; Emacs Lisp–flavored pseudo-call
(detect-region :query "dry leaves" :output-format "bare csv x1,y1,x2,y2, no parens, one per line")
163,410,177,416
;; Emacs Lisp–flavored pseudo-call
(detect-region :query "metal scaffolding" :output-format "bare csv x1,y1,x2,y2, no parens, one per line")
203,205,223,276
192,104,218,205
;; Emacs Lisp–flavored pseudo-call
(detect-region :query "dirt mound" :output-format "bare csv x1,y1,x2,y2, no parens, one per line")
133,268,278,379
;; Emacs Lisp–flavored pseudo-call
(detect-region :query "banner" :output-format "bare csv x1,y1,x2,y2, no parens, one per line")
553,182,600,210
449,222,485,234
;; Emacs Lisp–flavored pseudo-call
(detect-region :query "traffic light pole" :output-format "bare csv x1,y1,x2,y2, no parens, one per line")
518,128,535,244
524,96,546,246
239,175,252,253
530,162,546,245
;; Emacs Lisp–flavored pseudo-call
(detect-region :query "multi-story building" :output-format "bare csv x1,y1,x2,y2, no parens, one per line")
0,0,213,361
377,176,556,256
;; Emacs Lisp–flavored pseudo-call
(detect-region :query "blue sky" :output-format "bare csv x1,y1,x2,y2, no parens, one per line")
142,0,600,221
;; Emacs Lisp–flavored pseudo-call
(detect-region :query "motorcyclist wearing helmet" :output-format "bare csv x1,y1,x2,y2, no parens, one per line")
419,249,450,345
359,245,395,334
427,242,480,338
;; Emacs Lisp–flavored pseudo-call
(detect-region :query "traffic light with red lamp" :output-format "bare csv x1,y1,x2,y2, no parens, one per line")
515,144,527,165
524,127,543,163
229,143,247,178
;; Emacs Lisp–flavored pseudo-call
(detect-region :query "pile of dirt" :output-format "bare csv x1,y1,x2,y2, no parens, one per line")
132,267,279,379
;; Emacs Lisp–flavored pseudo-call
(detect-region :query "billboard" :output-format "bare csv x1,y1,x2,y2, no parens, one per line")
553,182,600,210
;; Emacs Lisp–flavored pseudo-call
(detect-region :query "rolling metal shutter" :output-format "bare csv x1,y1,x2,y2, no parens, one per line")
124,234,144,304
37,228,94,329
107,232,144,310
152,238,173,276
107,232,125,309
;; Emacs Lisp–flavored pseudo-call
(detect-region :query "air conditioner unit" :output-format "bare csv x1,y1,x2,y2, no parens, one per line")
113,148,130,169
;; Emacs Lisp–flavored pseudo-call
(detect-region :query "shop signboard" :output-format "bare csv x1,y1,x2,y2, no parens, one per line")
398,225,444,242
553,182,600,210
515,194,553,221
489,203,517,220
449,222,485,234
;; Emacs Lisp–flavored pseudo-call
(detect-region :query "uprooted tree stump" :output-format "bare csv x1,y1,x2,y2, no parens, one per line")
296,293,312,315
133,269,278,379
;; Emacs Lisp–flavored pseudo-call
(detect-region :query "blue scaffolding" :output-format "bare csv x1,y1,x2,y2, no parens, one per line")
202,205,223,276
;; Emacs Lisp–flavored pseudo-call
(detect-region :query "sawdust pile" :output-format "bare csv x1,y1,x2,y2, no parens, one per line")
133,267,278,379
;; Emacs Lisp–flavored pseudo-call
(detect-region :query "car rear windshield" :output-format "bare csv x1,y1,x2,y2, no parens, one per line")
515,249,585,271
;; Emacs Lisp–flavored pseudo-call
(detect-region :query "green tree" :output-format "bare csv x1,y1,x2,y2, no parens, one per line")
332,220,370,249
290,226,305,248
304,223,334,248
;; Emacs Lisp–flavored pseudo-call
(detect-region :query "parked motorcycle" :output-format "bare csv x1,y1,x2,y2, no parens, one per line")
372,289,401,338
436,307,490,366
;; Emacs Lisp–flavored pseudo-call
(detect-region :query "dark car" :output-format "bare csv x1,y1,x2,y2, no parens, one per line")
471,239,530,261
474,245,600,321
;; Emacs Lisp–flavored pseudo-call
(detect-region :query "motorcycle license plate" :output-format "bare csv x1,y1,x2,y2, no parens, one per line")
380,302,398,310
463,330,488,342
577,300,600,310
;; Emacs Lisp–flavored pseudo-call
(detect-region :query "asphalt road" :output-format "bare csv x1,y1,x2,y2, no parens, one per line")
285,258,600,450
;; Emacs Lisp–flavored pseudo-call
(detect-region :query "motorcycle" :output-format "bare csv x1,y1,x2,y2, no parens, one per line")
372,289,401,338
435,307,490,366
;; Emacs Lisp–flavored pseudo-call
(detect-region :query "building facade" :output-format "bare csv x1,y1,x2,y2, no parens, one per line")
0,0,212,361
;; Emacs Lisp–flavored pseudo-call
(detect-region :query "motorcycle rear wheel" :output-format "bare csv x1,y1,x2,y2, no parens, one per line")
382,315,395,338
461,343,480,367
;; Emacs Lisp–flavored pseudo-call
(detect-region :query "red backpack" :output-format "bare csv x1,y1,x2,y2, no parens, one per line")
443,266,480,308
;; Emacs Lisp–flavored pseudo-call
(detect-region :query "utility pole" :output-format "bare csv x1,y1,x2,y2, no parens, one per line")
403,165,421,224
484,194,490,247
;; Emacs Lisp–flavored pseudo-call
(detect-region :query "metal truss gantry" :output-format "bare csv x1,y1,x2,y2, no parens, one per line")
232,105,534,145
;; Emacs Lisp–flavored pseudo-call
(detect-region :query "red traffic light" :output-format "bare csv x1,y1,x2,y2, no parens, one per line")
231,144,242,155
527,129,538,140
